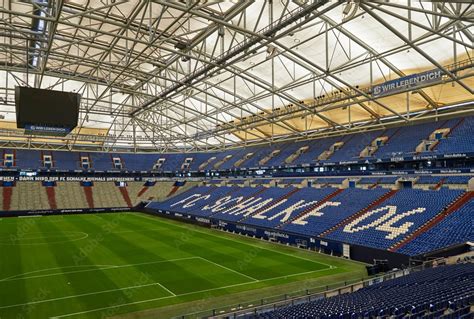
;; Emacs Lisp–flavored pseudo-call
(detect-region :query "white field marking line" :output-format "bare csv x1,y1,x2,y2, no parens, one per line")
155,282,176,297
0,234,82,241
0,258,334,312
48,267,335,319
0,257,199,283
0,232,89,246
0,283,165,310
0,265,119,282
196,257,258,282
133,213,335,268
0,228,164,241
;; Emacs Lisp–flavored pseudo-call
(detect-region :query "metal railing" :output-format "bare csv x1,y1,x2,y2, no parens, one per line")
176,257,463,319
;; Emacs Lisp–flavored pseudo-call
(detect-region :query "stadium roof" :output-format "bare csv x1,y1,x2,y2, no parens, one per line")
0,0,472,152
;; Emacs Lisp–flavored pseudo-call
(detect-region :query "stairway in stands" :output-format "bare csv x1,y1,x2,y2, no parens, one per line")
237,188,300,223
369,179,381,189
137,186,149,197
45,187,57,209
119,187,133,207
389,191,473,252
3,187,12,211
82,186,94,208
430,118,465,152
432,177,446,190
277,188,344,229
166,185,181,198
371,128,402,156
319,189,398,237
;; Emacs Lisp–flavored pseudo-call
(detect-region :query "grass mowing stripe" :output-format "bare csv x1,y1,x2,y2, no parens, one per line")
0,265,119,281
44,215,143,315
0,257,200,282
1,264,334,311
133,213,333,268
0,283,164,310
49,267,336,319
0,213,365,319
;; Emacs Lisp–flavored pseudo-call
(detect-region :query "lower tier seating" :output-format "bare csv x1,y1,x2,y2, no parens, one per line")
55,182,89,208
149,185,472,256
9,182,50,210
246,263,473,319
398,199,474,256
326,188,463,250
0,181,190,211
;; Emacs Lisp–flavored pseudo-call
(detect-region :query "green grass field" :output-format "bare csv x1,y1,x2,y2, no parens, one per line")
0,213,366,319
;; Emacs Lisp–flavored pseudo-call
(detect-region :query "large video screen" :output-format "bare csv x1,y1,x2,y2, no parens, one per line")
15,86,81,129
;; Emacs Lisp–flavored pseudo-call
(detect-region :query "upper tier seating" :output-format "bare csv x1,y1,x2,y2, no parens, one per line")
244,145,279,168
374,122,441,158
416,175,444,184
329,130,382,161
313,177,346,186
15,149,42,169
248,263,474,319
1,116,473,171
292,136,341,165
444,175,472,185
264,142,302,167
436,117,474,154
326,188,463,250
278,178,304,187
119,154,157,171
53,151,80,170
251,179,274,187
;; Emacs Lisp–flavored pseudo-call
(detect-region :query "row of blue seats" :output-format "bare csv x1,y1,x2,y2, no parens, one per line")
148,185,471,255
245,263,473,319
398,199,474,256
326,188,463,250
1,116,472,171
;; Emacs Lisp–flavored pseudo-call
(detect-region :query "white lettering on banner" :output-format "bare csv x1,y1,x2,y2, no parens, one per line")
375,207,425,239
372,70,442,97
171,194,202,207
292,201,341,225
182,194,210,208
202,196,243,212
221,197,262,215
344,206,397,233
252,199,288,219
215,196,243,212
343,205,426,240
239,198,274,217
202,196,231,211
267,200,318,222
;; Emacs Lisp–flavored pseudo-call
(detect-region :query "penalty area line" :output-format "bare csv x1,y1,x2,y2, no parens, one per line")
48,267,335,318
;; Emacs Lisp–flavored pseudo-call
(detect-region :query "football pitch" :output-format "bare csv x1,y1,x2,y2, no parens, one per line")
0,213,366,319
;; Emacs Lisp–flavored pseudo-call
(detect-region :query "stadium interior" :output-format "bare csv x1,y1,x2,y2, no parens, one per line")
0,0,472,318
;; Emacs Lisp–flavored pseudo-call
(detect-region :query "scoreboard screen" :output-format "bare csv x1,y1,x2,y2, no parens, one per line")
15,86,81,135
